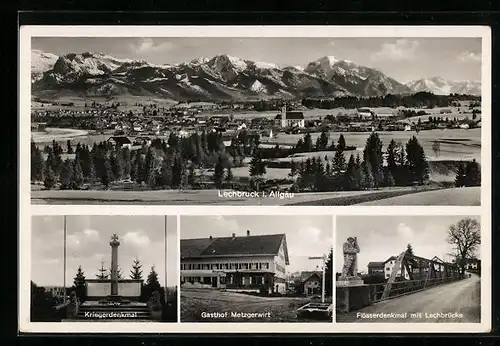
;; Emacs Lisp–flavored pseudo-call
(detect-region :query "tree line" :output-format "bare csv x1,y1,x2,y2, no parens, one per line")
284,132,430,192
31,129,263,190
301,92,480,110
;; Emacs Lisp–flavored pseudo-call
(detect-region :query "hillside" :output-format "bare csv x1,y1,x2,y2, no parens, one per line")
32,51,436,101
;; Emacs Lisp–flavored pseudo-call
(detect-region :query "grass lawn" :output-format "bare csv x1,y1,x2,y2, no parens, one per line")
181,288,330,322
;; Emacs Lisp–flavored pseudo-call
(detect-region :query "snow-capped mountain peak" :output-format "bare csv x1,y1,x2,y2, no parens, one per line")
406,77,481,96
31,49,59,82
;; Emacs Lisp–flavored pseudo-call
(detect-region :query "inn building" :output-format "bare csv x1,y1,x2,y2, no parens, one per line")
180,230,289,294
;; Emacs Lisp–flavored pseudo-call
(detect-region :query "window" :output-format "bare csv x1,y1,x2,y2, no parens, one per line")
220,276,226,284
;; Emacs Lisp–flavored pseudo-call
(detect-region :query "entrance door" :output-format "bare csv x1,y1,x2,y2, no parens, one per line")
211,277,217,288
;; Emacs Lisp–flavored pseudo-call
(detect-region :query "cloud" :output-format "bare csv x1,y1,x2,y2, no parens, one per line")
130,38,175,54
123,231,151,248
83,229,100,241
371,39,420,62
457,51,481,63
396,222,414,239
209,216,240,236
327,41,336,47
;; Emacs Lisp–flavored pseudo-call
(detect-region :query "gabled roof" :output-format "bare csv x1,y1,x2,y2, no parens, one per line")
300,271,322,282
275,111,304,120
384,256,397,264
108,136,132,145
181,233,289,264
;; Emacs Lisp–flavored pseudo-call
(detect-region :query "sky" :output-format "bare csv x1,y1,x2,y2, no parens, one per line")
31,215,178,288
180,215,333,274
335,215,481,274
32,37,482,83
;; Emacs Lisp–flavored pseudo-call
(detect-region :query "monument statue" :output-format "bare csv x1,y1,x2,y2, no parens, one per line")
341,236,360,277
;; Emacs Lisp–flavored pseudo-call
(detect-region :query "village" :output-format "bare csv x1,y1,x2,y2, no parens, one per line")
32,97,482,145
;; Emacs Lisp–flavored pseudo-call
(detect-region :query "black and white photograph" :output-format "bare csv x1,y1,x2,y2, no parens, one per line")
30,215,178,322
29,36,482,206
335,215,482,323
179,215,333,322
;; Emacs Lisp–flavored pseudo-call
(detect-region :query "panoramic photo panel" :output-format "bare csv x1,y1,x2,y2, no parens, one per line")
30,37,482,206
179,215,334,322
335,215,482,323
30,215,178,323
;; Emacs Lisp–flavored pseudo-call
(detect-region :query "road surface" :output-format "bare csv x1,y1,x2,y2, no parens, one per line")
337,274,481,323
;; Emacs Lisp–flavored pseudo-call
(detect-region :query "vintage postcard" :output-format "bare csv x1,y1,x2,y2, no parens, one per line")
179,215,333,323
19,25,491,334
335,215,482,324
23,27,488,207
29,215,178,323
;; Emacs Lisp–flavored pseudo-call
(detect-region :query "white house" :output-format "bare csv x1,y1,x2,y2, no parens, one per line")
274,105,305,128
383,256,410,280
180,230,289,294
357,108,373,119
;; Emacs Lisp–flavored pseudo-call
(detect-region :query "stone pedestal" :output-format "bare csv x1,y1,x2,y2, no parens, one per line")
336,279,371,313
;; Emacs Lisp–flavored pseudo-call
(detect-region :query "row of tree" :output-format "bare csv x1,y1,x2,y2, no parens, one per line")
285,133,431,192
301,92,481,110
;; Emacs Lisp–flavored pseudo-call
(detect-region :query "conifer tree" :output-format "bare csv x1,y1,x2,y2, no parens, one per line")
344,154,359,190
359,161,374,190
455,161,466,187
332,147,346,175
96,262,108,280
67,140,73,154
213,155,224,188
289,160,298,180
249,150,267,178
130,258,143,280
72,160,84,188
337,134,346,151
72,265,86,302
226,166,233,182
303,133,313,152
31,142,44,182
362,132,384,187
145,266,162,294
464,159,481,187
405,136,429,184
43,165,56,189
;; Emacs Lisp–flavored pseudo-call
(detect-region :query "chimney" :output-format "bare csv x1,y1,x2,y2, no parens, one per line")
232,233,236,239
246,230,250,236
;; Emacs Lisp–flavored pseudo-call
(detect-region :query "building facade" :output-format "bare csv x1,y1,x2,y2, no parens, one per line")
367,262,385,275
300,271,322,296
180,231,289,294
274,105,305,128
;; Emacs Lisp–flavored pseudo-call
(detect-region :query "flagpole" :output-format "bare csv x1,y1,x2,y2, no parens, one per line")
165,215,167,290
63,215,67,304
322,254,326,304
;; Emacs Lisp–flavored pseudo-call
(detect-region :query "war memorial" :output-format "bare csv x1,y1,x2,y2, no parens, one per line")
64,234,163,321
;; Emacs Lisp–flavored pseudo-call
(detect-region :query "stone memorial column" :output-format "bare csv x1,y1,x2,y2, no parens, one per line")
110,234,120,296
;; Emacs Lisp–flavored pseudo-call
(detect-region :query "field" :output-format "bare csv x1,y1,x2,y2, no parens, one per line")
355,186,480,206
181,288,327,322
30,186,479,206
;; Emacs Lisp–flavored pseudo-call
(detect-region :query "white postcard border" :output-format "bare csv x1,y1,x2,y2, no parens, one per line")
19,25,492,334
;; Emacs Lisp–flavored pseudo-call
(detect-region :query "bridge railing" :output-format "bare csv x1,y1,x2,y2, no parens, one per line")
369,276,464,303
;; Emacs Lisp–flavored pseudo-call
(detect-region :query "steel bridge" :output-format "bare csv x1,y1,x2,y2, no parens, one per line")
370,250,462,303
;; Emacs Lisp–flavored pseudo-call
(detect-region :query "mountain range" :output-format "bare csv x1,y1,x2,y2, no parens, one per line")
31,50,481,100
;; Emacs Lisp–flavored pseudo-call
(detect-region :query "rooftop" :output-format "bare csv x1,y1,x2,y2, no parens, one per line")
181,232,289,264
